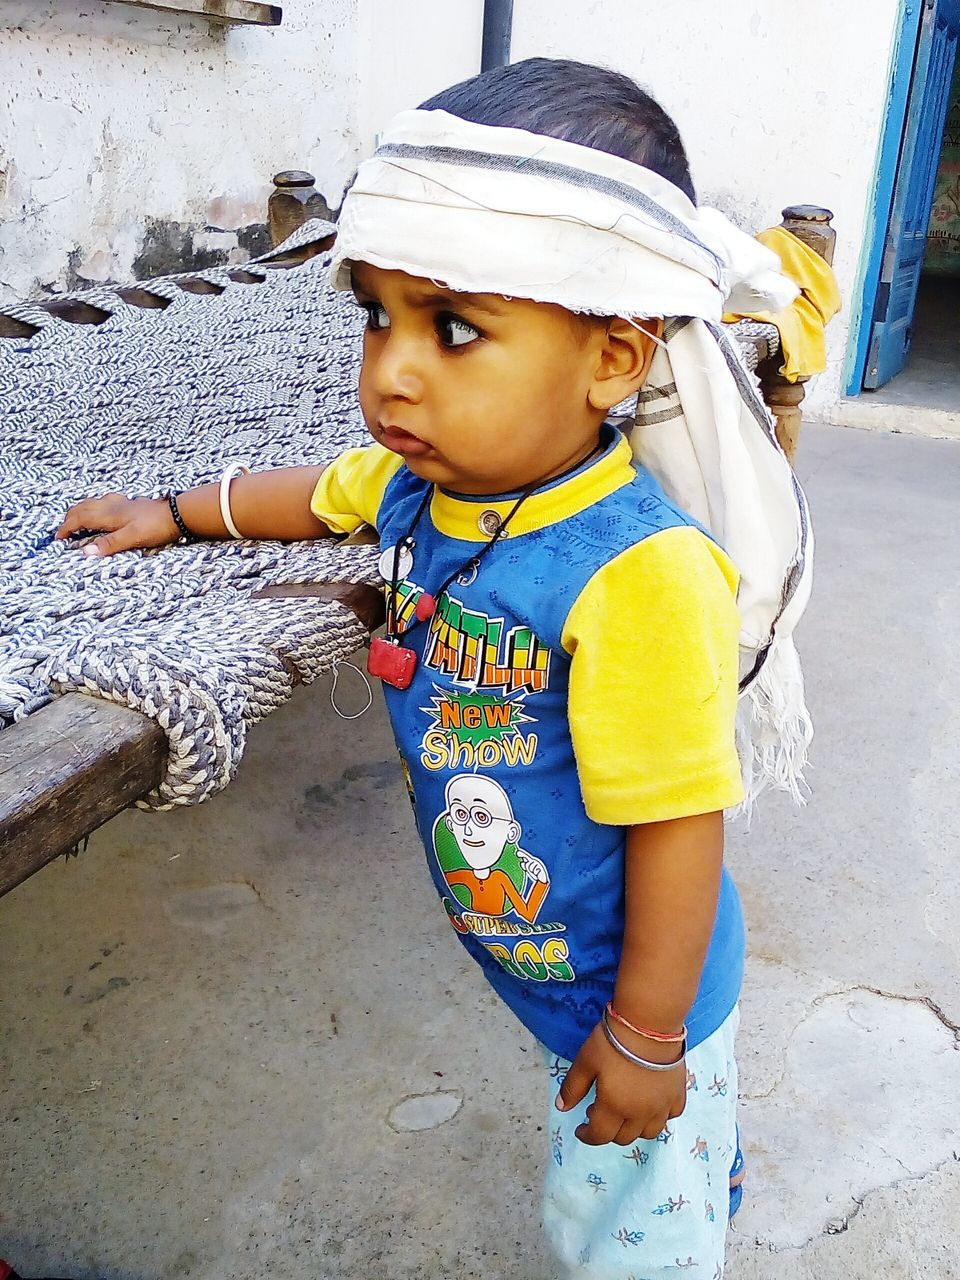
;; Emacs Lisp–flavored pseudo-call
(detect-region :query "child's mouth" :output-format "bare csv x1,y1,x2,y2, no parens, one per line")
379,424,431,457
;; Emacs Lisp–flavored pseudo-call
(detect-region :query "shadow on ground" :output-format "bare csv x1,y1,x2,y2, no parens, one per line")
3,423,960,1279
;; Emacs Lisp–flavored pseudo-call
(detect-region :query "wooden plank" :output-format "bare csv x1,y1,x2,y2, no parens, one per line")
0,695,166,898
102,0,282,27
0,581,380,897
250,581,385,634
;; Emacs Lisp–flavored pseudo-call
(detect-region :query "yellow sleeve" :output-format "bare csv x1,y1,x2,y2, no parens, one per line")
309,444,404,536
561,525,744,825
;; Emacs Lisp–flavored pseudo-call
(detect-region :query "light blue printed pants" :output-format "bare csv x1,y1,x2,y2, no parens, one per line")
542,1007,739,1280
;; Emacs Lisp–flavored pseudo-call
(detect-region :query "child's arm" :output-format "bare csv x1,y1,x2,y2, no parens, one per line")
556,810,723,1144
56,466,333,557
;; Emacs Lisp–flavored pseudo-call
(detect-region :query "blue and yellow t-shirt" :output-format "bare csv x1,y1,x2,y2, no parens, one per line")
312,426,745,1062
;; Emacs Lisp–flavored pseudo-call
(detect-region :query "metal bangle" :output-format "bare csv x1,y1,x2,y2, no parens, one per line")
166,492,197,543
600,1007,686,1071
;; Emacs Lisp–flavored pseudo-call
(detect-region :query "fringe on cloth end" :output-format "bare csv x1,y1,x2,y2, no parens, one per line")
734,636,813,826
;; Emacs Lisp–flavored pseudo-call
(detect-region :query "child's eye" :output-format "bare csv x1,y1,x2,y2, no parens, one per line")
437,312,481,349
361,301,390,331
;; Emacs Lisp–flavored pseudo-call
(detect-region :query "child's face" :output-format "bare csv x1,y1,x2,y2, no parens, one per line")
351,264,651,495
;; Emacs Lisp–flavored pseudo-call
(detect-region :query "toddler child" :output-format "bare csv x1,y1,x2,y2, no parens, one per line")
58,58,811,1280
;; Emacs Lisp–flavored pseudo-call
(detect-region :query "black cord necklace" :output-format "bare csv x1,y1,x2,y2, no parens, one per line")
368,437,605,691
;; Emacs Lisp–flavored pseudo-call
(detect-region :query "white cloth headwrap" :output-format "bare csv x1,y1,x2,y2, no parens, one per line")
331,109,814,814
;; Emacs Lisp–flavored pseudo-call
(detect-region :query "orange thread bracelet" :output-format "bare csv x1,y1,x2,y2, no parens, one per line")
605,1002,686,1044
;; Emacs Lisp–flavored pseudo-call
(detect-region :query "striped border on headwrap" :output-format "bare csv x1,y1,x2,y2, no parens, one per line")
374,141,724,283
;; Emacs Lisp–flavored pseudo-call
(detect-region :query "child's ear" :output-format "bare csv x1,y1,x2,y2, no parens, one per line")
587,317,663,412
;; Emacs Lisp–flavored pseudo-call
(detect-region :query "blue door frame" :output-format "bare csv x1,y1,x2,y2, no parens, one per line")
849,0,960,394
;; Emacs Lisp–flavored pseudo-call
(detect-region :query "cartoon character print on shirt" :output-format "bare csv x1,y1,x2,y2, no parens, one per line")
435,775,549,919
432,776,576,984
384,570,572,983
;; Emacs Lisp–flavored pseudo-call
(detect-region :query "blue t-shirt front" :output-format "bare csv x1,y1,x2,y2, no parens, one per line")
312,427,746,1062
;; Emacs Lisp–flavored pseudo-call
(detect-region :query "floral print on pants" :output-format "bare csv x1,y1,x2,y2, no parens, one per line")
543,1006,739,1279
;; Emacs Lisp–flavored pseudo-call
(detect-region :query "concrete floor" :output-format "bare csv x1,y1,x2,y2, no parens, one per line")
3,421,960,1280
863,275,960,413
828,276,960,441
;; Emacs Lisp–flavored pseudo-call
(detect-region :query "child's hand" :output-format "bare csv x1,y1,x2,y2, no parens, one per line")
556,1022,687,1146
56,494,180,557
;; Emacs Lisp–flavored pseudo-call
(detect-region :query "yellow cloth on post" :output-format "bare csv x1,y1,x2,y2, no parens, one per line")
724,225,841,382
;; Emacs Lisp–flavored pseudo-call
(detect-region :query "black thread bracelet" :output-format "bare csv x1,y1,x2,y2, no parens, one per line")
166,492,198,542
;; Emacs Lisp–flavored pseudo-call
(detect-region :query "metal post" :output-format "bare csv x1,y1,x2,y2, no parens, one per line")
481,0,514,71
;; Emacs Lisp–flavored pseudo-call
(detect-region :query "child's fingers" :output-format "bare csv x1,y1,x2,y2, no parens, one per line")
639,1115,671,1141
613,1121,647,1147
82,529,133,558
56,497,119,539
55,502,92,539
574,1097,623,1146
556,1055,594,1113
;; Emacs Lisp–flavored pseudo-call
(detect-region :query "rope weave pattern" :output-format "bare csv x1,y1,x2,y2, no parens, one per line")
723,318,779,372
1,221,379,808
1,218,779,810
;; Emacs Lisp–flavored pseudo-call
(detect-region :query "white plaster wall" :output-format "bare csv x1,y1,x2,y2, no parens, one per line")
510,0,903,413
0,0,361,298
356,0,483,154
0,0,482,301
0,0,900,412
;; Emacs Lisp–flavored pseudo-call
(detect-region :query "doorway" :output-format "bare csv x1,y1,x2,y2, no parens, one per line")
847,0,960,409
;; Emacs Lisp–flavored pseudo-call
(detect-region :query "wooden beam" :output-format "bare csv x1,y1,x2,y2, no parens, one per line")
101,0,282,27
0,695,166,898
250,581,384,634
0,582,381,897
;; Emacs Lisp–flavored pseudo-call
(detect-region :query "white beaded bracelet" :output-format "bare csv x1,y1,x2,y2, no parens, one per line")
219,462,251,539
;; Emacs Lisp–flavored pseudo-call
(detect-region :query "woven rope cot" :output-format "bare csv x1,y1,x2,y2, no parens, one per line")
1,220,380,811
0,215,782,892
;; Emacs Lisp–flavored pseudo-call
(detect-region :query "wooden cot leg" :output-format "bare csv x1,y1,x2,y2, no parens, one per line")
760,204,837,465
761,374,808,466
268,171,332,247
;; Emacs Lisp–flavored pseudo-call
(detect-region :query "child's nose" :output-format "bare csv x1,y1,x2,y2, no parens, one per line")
369,333,425,404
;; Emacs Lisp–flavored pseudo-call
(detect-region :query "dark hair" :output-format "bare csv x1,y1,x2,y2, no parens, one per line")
420,57,696,204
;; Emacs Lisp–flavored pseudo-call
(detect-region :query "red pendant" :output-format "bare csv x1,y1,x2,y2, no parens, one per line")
367,635,417,689
414,592,437,622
